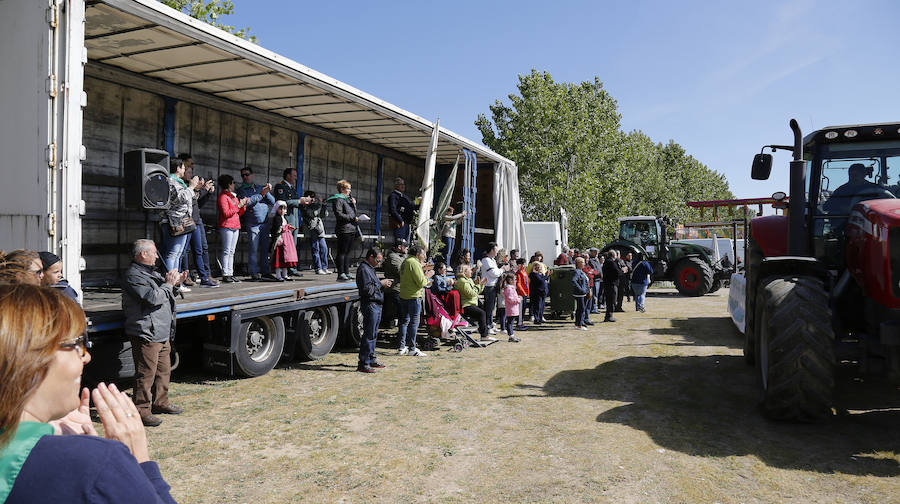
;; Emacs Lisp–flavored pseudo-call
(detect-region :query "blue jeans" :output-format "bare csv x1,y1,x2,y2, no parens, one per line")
359,302,382,366
574,296,588,327
442,235,455,263
159,222,189,272
180,223,210,280
310,235,328,271
592,280,603,310
397,298,421,350
393,224,410,245
246,222,271,276
632,282,648,311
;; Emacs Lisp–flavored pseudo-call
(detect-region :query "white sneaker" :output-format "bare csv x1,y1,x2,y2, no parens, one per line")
488,328,498,335
579,326,589,331
179,286,192,293
408,348,427,357
316,269,328,275
398,346,408,356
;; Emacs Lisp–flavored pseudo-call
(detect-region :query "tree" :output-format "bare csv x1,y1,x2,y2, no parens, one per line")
160,0,256,42
476,70,734,248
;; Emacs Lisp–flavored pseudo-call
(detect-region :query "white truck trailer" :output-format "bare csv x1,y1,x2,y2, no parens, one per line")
0,0,525,381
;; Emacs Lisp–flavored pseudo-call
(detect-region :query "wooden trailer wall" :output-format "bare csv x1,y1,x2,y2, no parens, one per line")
81,75,424,285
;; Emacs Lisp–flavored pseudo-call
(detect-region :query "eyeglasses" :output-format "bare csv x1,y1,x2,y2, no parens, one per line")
59,333,92,358
241,173,251,177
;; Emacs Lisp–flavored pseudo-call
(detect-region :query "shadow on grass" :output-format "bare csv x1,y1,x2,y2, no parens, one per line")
644,316,743,349
511,354,900,476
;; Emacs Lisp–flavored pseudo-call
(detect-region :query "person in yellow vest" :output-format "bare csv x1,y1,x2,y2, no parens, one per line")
397,244,434,357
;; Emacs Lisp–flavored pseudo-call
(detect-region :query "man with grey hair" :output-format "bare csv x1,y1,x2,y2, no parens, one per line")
554,245,571,266
122,239,187,427
387,177,418,244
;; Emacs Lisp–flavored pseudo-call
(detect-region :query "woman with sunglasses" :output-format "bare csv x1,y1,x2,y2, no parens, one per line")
0,284,177,503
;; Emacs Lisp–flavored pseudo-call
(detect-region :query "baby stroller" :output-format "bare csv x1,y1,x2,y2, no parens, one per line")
422,289,479,352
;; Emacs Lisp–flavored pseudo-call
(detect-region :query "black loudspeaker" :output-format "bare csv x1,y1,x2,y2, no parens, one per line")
124,149,171,210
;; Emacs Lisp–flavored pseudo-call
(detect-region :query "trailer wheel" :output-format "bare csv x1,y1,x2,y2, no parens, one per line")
297,306,340,360
342,301,364,348
235,315,285,377
756,275,835,421
673,257,713,296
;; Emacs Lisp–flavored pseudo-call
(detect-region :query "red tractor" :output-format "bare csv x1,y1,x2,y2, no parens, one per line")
744,119,900,421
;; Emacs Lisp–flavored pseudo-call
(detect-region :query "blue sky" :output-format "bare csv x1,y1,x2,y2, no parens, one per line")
229,0,900,199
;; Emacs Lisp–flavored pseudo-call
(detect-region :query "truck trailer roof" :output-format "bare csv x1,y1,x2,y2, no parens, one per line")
86,0,512,166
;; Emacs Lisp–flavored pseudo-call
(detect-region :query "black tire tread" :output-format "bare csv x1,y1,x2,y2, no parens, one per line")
758,275,835,421
673,257,714,296
708,278,723,293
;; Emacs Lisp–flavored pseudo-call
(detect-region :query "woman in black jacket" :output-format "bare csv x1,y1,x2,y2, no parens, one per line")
328,179,359,281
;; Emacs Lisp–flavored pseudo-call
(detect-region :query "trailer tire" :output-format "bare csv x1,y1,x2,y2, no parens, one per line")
234,315,285,377
756,275,834,422
708,278,723,294
341,301,364,348
297,306,340,360
673,257,713,296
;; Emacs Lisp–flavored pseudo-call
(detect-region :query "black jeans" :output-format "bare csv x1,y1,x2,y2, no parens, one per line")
336,232,355,275
604,283,618,320
483,285,498,329
463,305,487,338
530,292,546,322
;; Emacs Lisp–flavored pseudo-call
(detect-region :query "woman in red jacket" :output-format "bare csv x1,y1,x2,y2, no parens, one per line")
514,257,530,329
217,174,247,283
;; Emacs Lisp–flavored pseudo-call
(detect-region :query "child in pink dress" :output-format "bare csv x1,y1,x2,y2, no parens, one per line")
502,273,522,342
269,201,298,281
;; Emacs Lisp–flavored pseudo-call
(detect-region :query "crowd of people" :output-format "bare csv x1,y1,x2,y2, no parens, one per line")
353,239,655,373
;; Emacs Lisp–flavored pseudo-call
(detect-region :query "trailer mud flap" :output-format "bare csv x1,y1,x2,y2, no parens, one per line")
728,272,746,334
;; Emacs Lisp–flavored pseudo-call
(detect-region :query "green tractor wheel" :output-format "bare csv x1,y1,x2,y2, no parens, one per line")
673,257,714,297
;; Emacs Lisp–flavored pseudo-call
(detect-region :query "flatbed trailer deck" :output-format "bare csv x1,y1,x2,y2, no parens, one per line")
83,274,363,382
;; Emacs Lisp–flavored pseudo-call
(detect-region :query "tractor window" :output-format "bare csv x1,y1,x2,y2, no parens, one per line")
886,156,900,197
818,157,881,215
620,221,658,247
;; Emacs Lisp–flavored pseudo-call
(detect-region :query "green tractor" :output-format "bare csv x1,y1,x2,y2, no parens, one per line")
601,216,732,296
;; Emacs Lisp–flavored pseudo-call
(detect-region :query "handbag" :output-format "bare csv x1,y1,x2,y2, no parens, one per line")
168,214,196,237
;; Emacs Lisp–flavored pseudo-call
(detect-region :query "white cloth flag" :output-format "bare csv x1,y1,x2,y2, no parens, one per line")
416,118,440,248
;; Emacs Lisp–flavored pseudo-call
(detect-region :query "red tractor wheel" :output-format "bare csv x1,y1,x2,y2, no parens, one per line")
673,257,714,297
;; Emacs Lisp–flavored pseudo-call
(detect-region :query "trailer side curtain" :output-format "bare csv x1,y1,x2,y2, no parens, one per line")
493,161,527,254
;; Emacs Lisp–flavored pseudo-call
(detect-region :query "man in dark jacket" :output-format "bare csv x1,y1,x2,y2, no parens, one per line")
602,250,622,322
387,177,418,244
122,239,186,427
383,239,407,325
615,251,632,312
356,248,393,373
178,154,217,288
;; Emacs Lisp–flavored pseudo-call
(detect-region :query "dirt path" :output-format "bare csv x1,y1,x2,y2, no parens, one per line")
149,288,900,503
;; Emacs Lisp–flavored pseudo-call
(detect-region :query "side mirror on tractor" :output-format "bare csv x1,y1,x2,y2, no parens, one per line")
751,153,773,180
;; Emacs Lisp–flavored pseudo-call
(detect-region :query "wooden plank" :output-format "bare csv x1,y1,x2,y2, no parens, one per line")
245,119,269,176
82,77,123,178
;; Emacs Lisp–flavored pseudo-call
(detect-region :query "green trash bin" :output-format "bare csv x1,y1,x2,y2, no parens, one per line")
548,265,576,320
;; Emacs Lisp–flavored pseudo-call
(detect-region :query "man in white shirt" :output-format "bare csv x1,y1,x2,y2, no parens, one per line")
480,242,508,336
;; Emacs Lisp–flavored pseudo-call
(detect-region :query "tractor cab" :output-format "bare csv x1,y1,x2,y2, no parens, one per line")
804,131,900,269
618,216,664,258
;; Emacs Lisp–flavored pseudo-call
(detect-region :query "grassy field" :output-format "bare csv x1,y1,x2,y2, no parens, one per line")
145,288,900,503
